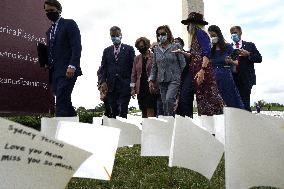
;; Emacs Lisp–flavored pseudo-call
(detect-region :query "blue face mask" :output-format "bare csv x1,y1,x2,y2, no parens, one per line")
159,34,168,44
231,33,240,42
111,36,122,45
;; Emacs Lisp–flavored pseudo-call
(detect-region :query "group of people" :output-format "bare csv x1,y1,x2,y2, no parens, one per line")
97,12,262,118
43,0,262,118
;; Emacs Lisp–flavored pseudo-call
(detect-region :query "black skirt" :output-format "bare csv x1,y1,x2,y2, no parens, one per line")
138,57,157,110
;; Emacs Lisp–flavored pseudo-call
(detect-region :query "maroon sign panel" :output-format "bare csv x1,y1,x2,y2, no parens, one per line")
0,0,54,115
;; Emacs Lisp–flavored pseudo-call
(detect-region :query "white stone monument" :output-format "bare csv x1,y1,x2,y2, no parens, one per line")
182,0,204,47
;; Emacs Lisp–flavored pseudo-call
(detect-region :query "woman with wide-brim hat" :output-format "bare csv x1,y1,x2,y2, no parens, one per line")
173,12,224,116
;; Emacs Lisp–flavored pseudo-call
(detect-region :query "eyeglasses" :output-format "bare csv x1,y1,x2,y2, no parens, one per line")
157,32,167,37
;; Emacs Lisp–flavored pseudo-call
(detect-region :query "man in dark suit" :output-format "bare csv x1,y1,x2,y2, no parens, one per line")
98,26,135,118
230,26,262,111
44,0,82,117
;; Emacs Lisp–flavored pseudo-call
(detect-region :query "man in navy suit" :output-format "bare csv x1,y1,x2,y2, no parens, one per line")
230,26,262,112
98,26,135,118
44,0,82,117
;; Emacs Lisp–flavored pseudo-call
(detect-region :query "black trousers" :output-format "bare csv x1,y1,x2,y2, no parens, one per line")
176,70,194,118
54,76,77,117
233,74,252,112
107,80,131,118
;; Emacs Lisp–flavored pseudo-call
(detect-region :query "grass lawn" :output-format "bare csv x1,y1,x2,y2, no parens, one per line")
66,145,279,189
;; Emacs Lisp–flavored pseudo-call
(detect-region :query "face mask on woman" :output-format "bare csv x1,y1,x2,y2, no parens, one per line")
159,34,168,44
211,37,218,44
138,47,148,54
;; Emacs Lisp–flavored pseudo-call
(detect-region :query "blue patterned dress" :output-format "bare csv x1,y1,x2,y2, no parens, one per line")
210,44,244,109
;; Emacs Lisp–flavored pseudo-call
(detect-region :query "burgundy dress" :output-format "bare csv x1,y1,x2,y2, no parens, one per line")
189,32,225,116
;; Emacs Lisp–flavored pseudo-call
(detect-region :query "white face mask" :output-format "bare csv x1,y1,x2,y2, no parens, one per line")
211,37,218,44
158,34,168,44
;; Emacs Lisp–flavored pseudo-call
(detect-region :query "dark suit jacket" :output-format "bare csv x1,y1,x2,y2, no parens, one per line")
46,18,82,82
235,41,262,88
98,44,135,92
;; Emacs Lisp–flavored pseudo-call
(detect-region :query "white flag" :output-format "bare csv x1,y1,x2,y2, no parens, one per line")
56,121,120,180
100,117,141,147
169,115,224,180
200,115,215,134
118,114,143,127
141,117,174,156
225,107,284,189
158,116,175,124
213,114,225,145
41,116,79,138
0,118,91,189
92,116,103,126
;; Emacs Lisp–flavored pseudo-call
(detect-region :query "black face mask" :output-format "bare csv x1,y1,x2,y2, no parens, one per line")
46,12,60,22
138,47,148,54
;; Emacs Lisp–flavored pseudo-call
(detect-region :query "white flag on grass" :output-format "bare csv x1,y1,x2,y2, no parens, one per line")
157,116,175,124
192,114,225,145
0,118,91,189
56,121,120,180
116,116,142,130
199,115,215,134
120,114,143,127
100,117,141,147
92,116,103,126
102,115,109,126
41,116,79,138
258,113,284,128
225,108,284,189
169,115,224,180
191,113,201,126
141,117,175,156
213,114,225,145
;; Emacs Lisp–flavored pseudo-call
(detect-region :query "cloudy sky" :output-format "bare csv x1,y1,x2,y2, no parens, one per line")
59,0,284,109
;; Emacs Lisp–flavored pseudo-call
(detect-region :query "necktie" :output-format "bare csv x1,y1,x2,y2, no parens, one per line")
50,23,56,44
114,46,119,62
235,42,240,73
235,42,239,49
48,24,56,66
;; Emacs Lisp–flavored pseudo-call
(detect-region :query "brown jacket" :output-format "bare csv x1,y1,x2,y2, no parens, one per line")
131,52,154,94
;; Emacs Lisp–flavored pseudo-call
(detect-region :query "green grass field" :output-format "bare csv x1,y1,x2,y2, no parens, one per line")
66,145,279,189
